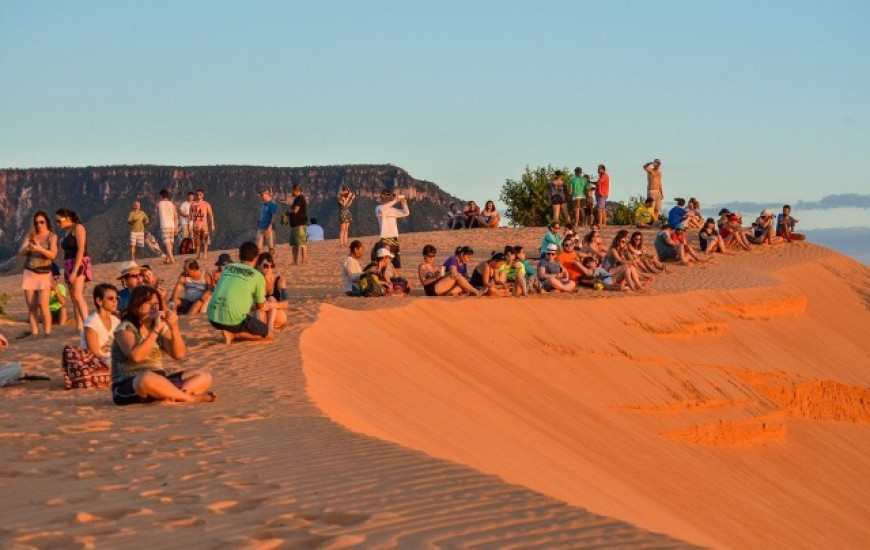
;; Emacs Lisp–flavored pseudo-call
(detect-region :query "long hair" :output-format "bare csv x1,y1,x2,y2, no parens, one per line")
611,229,630,249
121,285,163,328
55,208,83,225
30,210,52,239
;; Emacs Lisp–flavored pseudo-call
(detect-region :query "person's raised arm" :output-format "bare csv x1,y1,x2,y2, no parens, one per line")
159,309,185,360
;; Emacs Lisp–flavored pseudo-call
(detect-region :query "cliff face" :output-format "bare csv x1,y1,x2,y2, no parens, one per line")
0,165,461,270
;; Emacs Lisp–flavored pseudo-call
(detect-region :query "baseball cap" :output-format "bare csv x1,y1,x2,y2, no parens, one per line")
376,248,395,258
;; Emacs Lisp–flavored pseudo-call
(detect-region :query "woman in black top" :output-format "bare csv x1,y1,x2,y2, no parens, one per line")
56,208,90,331
256,252,288,329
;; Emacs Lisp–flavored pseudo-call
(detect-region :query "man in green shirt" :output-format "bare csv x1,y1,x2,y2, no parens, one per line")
569,167,588,227
128,201,149,260
207,241,276,343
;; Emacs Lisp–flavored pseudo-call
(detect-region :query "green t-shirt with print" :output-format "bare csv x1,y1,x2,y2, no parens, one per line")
207,262,266,326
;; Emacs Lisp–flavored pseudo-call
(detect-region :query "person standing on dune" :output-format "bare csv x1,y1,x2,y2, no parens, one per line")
643,159,663,222
375,190,409,268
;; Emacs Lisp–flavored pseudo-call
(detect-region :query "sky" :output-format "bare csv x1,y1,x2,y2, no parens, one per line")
2,1,869,229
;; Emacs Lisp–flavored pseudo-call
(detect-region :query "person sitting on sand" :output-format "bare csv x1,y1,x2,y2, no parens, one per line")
442,246,480,295
717,209,753,251
513,245,541,293
48,263,68,327
655,224,689,265
207,241,275,343
670,227,704,263
538,243,576,292
463,201,483,228
635,197,656,229
362,247,404,295
256,252,288,329
685,198,704,229
557,239,589,284
699,218,728,254
444,203,464,230
172,259,213,314
667,198,690,229
581,226,606,259
626,231,665,273
342,240,366,296
497,245,528,296
540,221,562,256
418,244,463,296
480,201,501,229
82,283,121,361
750,209,782,245
111,285,215,405
116,261,142,313
581,255,626,291
603,230,648,291
777,204,805,242
140,264,168,304
211,253,232,286
470,252,511,296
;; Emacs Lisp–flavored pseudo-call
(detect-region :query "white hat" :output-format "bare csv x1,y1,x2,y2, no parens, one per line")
376,248,395,258
117,261,141,279
761,208,773,217
546,243,559,253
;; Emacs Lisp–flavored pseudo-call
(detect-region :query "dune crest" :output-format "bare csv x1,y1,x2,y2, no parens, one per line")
303,247,870,549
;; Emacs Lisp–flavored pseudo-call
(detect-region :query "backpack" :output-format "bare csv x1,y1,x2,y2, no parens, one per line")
179,237,194,255
359,272,385,297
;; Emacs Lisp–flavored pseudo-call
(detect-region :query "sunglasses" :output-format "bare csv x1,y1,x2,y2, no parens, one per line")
260,263,274,269
103,295,118,301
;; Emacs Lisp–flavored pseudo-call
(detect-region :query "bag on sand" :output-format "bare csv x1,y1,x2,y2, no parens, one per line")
61,345,111,390
359,272,386,297
179,237,195,255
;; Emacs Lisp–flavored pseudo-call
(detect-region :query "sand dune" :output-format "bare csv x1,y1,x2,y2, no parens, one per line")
1,226,868,549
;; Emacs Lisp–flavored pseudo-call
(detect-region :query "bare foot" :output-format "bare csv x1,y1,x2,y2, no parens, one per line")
221,331,234,344
194,391,217,403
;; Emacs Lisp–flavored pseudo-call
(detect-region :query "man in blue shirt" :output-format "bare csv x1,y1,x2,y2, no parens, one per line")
667,198,689,229
256,188,278,254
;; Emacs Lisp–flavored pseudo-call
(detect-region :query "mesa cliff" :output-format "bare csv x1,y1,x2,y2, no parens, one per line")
0,165,460,270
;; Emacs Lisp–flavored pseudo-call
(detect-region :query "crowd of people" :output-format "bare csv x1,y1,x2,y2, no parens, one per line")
5,169,809,404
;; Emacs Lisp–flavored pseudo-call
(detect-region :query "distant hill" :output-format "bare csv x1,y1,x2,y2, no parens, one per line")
0,165,461,272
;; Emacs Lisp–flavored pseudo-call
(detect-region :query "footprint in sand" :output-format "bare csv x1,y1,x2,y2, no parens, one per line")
14,532,85,549
155,516,206,529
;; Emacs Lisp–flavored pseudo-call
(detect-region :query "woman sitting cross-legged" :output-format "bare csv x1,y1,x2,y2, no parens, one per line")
110,285,215,405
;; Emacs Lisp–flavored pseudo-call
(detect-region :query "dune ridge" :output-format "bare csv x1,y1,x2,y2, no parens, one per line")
1,226,868,548
303,241,870,548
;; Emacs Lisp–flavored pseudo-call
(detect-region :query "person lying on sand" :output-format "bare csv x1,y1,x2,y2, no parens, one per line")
111,285,215,405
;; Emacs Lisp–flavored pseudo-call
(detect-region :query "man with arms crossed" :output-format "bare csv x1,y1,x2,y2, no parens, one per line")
128,201,149,261
286,185,308,265
157,189,178,264
643,158,664,223
207,241,276,344
256,188,277,255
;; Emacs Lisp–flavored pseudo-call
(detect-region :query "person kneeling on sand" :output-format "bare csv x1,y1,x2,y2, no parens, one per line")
111,285,214,405
207,241,275,343
538,243,576,292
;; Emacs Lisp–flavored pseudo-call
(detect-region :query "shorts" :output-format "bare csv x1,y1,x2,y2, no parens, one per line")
193,226,209,247
161,227,176,244
658,247,677,261
112,371,184,406
595,196,607,211
22,269,51,291
130,232,145,247
64,256,93,284
290,225,307,247
210,314,269,338
51,309,63,323
572,197,585,209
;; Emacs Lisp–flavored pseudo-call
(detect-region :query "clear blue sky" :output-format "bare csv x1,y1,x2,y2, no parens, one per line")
2,1,868,216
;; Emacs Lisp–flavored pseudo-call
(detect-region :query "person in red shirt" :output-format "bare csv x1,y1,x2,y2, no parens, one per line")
670,227,703,262
595,164,610,226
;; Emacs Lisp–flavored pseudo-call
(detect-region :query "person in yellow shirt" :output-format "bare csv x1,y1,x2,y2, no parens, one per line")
635,197,656,229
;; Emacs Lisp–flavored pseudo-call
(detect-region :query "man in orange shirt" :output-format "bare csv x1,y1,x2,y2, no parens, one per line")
556,240,587,283
595,164,610,226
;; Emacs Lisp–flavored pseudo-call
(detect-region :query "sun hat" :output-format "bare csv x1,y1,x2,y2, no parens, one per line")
546,243,559,253
376,248,395,258
117,261,141,280
761,208,773,217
